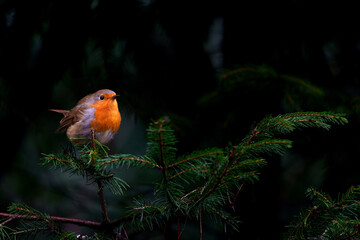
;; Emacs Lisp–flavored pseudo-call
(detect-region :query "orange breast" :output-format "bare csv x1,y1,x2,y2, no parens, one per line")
90,100,121,133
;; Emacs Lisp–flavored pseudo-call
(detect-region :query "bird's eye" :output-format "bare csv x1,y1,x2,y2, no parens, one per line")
99,95,105,100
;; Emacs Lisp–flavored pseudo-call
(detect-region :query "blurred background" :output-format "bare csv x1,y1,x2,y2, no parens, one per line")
1,0,360,239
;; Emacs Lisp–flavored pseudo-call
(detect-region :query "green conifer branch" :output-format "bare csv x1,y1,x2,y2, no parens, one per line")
229,158,266,171
8,203,51,224
202,65,328,111
99,155,161,169
6,203,62,237
0,111,349,239
168,150,222,168
286,186,360,240
0,224,11,240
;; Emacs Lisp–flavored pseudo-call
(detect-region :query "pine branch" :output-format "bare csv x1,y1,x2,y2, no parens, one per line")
207,207,240,230
0,212,102,228
209,65,328,111
279,74,325,96
1,112,348,239
168,166,207,180
99,155,161,169
146,119,181,207
192,146,237,209
9,203,53,226
238,139,293,157
286,186,360,240
168,150,222,168
1,205,142,238
96,180,110,224
155,120,171,205
177,215,188,240
182,112,348,228
228,158,266,172
90,130,110,224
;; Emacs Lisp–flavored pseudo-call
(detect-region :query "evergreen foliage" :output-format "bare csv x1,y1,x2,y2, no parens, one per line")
286,186,360,240
199,65,326,112
0,112,348,239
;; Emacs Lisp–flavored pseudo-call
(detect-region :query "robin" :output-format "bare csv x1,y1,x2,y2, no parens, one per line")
50,89,121,145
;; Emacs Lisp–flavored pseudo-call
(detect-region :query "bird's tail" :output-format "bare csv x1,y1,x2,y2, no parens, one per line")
49,109,71,133
49,109,70,115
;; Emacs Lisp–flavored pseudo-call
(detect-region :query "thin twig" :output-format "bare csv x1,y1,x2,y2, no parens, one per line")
155,121,173,205
0,212,102,228
231,184,244,211
97,180,110,223
122,227,129,240
177,215,188,240
90,130,110,224
0,216,15,226
48,157,83,168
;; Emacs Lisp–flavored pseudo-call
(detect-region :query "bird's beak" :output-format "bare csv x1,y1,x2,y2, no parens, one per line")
112,95,120,100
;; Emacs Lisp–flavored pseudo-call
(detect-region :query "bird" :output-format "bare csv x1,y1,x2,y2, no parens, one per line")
50,89,121,145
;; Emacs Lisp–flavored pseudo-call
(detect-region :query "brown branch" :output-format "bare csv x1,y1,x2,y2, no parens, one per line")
231,184,244,211
0,212,102,228
0,216,15,226
90,129,110,224
181,188,199,201
97,180,110,224
48,157,83,168
177,215,188,240
122,227,129,240
154,121,173,205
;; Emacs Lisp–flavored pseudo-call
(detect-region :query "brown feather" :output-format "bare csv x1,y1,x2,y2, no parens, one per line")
49,109,73,133
49,109,69,115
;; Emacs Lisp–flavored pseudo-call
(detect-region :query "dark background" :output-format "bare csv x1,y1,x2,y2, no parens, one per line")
1,0,360,239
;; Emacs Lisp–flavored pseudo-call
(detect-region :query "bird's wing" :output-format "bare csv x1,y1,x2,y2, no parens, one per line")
50,102,91,133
